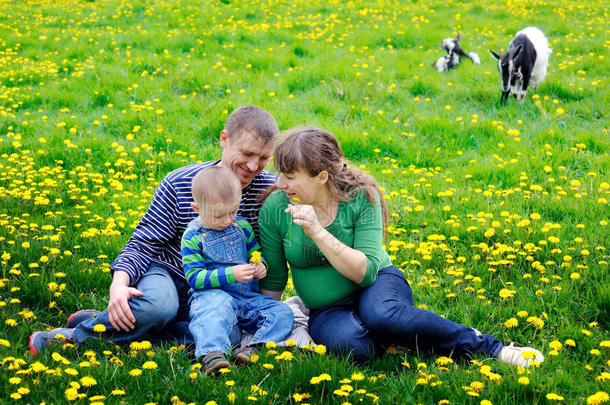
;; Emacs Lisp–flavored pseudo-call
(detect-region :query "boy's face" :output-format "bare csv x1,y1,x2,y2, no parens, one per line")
220,130,274,188
194,195,241,231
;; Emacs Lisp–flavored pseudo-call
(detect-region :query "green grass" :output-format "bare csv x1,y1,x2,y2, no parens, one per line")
0,0,609,403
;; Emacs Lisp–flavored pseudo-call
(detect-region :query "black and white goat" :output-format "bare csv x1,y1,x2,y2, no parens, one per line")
434,33,481,72
489,27,551,104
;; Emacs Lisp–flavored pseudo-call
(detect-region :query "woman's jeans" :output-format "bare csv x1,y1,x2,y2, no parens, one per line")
189,281,294,358
72,263,220,345
308,266,503,363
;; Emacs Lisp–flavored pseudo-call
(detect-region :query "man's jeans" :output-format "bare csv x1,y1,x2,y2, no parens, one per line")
308,266,503,363
189,281,294,358
72,263,244,346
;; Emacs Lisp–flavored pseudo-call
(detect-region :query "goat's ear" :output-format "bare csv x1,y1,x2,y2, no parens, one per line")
456,32,461,42
512,44,523,59
489,49,500,60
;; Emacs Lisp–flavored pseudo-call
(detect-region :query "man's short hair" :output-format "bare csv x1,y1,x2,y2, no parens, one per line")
224,105,279,145
192,166,242,206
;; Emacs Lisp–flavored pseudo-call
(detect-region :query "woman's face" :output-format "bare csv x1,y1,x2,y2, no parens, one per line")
277,170,327,205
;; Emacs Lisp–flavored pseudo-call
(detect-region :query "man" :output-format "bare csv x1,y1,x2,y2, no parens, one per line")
30,105,279,354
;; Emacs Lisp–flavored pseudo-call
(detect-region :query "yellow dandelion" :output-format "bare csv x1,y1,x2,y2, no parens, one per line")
80,376,97,387
250,251,262,264
129,368,142,377
504,318,519,328
587,391,609,405
546,393,565,401
142,361,158,370
93,324,106,333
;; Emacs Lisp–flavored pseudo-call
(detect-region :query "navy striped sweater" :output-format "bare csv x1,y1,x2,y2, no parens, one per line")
110,160,277,286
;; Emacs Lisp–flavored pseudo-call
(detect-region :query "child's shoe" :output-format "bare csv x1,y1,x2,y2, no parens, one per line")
29,328,74,356
202,351,230,374
232,346,256,366
498,343,544,367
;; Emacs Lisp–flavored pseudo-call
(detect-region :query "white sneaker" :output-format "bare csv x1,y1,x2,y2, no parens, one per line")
498,343,544,367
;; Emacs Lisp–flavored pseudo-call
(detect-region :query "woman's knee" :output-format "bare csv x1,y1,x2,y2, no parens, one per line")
309,309,381,362
360,267,415,332
360,297,416,336
359,300,390,330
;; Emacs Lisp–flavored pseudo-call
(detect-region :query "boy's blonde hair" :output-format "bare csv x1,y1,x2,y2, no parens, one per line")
192,165,242,207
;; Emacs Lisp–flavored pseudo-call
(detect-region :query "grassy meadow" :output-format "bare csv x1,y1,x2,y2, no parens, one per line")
0,0,608,403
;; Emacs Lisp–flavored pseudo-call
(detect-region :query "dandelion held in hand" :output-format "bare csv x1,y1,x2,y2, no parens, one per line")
250,251,262,264
288,197,300,246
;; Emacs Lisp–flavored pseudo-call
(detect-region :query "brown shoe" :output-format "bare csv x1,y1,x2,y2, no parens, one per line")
202,351,230,374
232,346,255,366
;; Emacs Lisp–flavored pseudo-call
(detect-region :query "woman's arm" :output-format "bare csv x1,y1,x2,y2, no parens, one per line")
287,204,368,284
288,192,386,286
260,289,283,300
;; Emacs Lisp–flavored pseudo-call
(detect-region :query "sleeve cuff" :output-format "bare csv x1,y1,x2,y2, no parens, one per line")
225,266,236,284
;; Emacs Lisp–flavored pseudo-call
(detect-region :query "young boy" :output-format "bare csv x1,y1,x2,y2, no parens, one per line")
182,165,293,374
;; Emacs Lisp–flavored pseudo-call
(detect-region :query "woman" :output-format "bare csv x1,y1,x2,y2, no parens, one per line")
258,127,543,366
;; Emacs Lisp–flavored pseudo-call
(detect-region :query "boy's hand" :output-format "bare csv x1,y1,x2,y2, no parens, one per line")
253,262,267,279
233,264,255,282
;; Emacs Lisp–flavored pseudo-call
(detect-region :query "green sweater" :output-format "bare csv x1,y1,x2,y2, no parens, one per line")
259,189,392,309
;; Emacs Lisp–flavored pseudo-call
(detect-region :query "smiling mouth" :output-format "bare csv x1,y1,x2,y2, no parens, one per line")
239,167,255,177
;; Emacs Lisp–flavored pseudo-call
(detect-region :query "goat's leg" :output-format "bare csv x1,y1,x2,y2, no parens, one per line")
520,73,532,101
511,82,519,99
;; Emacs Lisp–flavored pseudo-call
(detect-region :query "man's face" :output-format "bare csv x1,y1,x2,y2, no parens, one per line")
220,130,274,188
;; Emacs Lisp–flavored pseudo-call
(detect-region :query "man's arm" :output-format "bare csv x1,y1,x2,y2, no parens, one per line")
108,176,180,330
110,177,179,284
107,271,143,331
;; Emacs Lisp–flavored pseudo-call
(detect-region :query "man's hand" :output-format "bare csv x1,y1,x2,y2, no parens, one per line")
233,264,255,282
108,271,142,331
253,262,267,279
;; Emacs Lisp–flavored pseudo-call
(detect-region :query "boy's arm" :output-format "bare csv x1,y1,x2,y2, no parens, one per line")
181,230,237,289
237,218,267,267
257,198,290,295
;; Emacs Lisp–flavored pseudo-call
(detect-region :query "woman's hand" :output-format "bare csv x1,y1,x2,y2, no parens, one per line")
286,203,368,284
285,204,324,238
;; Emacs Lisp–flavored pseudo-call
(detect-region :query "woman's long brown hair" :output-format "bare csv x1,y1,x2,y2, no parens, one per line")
261,127,388,228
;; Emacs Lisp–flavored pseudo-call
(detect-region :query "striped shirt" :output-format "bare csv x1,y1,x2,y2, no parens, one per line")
110,161,277,286
181,217,263,290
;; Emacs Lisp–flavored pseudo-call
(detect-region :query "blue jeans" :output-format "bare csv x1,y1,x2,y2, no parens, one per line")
72,263,244,345
189,283,294,358
308,266,503,363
